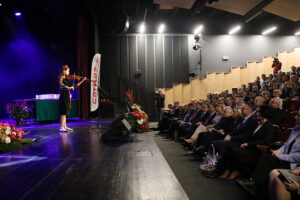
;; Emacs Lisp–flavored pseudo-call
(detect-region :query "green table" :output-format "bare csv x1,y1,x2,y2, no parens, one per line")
36,100,78,121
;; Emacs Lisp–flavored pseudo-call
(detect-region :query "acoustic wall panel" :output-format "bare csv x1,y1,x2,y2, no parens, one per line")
155,35,164,88
120,36,129,80
138,35,146,88
173,84,183,104
164,36,173,88
182,84,191,104
129,36,137,83
146,36,155,91
231,67,241,89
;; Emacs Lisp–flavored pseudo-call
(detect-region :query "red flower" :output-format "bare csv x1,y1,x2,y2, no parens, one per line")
10,134,16,139
17,138,22,142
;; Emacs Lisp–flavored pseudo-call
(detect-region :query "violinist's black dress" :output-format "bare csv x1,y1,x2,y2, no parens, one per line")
59,77,74,115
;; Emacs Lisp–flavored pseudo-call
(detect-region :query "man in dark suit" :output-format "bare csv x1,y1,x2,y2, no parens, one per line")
154,89,165,122
212,104,258,174
218,105,274,180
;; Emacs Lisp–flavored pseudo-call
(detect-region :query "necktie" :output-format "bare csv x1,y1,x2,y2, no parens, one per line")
286,139,296,154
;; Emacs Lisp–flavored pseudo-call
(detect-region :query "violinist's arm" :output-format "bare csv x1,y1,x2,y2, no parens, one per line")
76,77,87,87
59,78,73,90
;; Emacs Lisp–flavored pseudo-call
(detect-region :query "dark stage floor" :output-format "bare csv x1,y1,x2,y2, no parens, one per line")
0,121,188,200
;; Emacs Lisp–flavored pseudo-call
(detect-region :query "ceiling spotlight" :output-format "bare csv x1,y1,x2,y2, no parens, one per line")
15,12,22,16
193,25,203,35
228,25,241,35
295,31,300,36
262,26,277,35
0,3,2,6
158,24,165,34
139,22,145,33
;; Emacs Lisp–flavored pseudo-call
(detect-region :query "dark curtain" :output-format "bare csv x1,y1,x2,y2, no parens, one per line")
77,15,89,119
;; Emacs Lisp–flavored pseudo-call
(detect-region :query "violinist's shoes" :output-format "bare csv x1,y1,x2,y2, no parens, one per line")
65,127,74,131
59,128,68,132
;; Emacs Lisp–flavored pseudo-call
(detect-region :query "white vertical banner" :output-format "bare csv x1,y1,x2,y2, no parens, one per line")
90,53,101,112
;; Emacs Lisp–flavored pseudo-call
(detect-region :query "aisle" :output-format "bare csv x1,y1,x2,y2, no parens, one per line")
153,134,254,200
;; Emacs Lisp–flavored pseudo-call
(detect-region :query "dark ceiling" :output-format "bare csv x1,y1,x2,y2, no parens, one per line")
0,0,300,36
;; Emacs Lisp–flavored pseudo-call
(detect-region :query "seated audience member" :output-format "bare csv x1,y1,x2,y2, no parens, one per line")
269,167,300,200
212,104,258,174
194,106,235,155
269,97,285,125
251,96,265,119
184,104,223,145
273,89,282,99
218,105,274,180
290,66,297,75
281,81,292,99
246,111,300,199
289,82,300,99
261,91,271,105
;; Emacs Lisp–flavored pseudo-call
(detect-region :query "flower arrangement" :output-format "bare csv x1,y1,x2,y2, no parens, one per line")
0,122,24,144
6,101,32,126
124,89,150,132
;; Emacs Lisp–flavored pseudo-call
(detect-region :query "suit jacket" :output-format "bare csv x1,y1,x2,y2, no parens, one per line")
269,108,285,125
230,116,258,142
203,112,217,126
277,125,300,169
246,121,274,148
213,116,235,134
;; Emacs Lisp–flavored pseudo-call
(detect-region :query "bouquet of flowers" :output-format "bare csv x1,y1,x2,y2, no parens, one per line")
0,122,25,144
6,101,32,125
124,89,150,132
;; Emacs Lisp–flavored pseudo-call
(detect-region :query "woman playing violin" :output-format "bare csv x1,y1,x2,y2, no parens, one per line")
58,65,86,132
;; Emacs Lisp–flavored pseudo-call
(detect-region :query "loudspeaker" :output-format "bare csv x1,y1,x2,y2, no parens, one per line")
101,115,133,142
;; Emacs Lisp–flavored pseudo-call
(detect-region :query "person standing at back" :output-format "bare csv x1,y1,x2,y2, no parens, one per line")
154,89,165,122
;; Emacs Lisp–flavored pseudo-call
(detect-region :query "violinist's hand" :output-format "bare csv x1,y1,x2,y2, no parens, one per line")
69,86,75,90
82,77,87,81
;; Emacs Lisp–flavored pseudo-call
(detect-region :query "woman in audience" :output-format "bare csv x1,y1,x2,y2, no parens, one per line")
269,166,300,200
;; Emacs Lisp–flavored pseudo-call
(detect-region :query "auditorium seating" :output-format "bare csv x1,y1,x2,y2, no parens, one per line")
157,47,300,109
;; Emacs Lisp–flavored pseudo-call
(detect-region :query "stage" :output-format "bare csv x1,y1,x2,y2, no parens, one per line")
0,120,188,200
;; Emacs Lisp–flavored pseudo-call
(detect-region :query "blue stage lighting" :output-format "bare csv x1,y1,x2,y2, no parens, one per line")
15,12,22,16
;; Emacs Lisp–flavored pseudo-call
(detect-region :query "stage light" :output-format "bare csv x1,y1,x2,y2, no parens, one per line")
139,22,145,33
158,24,165,34
262,26,277,35
228,25,241,35
295,31,300,36
0,3,2,7
15,12,22,16
193,25,203,35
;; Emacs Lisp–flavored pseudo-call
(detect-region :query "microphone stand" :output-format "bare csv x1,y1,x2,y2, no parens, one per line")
89,80,110,130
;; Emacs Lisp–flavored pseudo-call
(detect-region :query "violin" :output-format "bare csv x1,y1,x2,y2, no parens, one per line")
65,75,87,81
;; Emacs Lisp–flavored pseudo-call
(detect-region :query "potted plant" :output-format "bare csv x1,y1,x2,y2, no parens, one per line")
6,101,32,126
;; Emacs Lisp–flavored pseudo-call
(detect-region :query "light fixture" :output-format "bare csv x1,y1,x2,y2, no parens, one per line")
262,26,277,35
15,11,22,16
228,25,241,35
295,31,300,36
139,22,145,33
0,3,2,6
158,24,165,34
193,25,203,35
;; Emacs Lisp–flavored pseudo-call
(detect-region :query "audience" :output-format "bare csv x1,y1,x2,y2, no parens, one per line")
156,66,300,199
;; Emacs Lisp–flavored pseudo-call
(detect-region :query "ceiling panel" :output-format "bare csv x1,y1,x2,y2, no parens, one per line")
206,0,264,15
153,0,196,9
263,0,300,22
